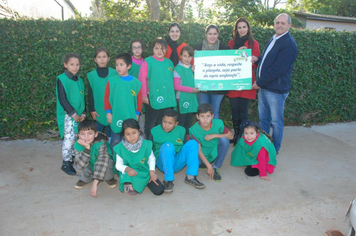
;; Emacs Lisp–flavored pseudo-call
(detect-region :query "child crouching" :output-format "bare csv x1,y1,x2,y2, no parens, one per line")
73,120,118,197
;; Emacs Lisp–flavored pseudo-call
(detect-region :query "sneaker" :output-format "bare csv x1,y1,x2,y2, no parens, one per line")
124,184,138,195
61,161,76,176
213,168,221,182
75,180,88,189
184,176,205,189
163,180,174,193
106,178,118,188
199,163,207,168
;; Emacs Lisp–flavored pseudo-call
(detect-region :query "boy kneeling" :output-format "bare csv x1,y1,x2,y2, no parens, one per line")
73,120,118,197
151,109,205,193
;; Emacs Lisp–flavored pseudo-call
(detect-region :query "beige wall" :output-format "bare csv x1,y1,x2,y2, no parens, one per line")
306,19,356,32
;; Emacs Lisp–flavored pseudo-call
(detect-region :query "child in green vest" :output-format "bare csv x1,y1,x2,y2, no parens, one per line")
129,39,146,134
230,121,277,181
104,53,143,151
73,120,118,197
138,38,176,140
174,46,199,137
88,47,117,139
189,103,233,181
114,118,164,196
56,53,86,176
151,109,205,193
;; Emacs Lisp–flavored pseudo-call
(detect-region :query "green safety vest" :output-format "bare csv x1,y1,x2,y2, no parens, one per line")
151,124,185,158
56,73,85,138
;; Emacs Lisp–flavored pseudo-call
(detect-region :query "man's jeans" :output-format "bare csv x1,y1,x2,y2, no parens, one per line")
258,89,289,151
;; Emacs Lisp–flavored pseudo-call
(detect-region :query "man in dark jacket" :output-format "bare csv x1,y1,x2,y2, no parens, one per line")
252,13,298,152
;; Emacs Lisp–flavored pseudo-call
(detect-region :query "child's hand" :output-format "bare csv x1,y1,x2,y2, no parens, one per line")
260,176,271,181
149,170,159,186
125,167,137,176
204,134,217,141
79,114,86,122
143,96,149,105
207,165,214,180
73,114,80,122
107,113,113,124
91,111,99,120
192,88,199,93
90,179,99,197
78,139,90,149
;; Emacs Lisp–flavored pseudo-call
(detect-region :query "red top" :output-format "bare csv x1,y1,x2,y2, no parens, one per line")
164,42,188,61
227,39,260,99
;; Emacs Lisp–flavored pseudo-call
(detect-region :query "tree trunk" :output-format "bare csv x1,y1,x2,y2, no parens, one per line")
146,0,160,21
177,0,187,22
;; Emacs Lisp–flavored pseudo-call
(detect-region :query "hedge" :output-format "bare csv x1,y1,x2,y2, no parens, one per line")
0,19,355,138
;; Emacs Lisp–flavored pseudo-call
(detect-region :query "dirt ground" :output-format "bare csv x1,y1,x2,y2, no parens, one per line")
0,122,355,236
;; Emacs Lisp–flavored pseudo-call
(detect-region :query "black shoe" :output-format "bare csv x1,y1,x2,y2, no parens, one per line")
61,161,76,175
75,180,88,189
184,176,205,189
163,180,174,193
106,178,118,188
213,168,221,182
199,163,207,168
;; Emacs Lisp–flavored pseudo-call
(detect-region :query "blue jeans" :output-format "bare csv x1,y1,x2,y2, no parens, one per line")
96,121,111,137
110,131,122,153
197,93,224,119
156,140,199,181
198,137,230,169
258,89,289,151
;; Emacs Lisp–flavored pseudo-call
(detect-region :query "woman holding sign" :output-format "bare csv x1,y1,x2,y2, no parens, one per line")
195,24,229,119
227,17,260,145
165,23,188,67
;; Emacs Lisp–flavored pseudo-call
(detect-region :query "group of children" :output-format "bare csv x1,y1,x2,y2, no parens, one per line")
56,37,277,197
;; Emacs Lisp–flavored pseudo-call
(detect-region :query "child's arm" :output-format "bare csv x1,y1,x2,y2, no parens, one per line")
173,71,197,93
88,83,98,120
57,79,80,122
136,88,143,120
74,144,90,169
115,154,137,176
204,127,233,141
148,151,159,185
197,143,215,180
255,147,271,181
138,61,149,105
104,82,113,124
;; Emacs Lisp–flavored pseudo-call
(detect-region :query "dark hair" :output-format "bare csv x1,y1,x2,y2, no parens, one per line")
180,46,194,57
130,39,145,53
163,109,178,122
63,53,81,64
94,47,110,58
233,17,254,49
152,38,168,51
78,120,97,132
197,103,213,115
205,24,219,34
115,53,132,66
121,118,140,134
168,22,181,33
240,120,273,142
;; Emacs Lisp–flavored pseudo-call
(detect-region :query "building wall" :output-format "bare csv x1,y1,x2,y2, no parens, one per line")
306,19,356,32
5,0,75,20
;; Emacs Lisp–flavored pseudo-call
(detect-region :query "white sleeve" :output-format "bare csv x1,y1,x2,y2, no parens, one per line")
147,150,156,171
115,154,128,174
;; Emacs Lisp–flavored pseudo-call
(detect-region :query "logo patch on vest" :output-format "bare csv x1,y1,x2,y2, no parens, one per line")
72,120,78,127
176,138,183,144
157,96,164,103
183,102,189,108
80,90,84,95
168,67,173,72
131,90,136,96
116,120,123,127
140,157,146,164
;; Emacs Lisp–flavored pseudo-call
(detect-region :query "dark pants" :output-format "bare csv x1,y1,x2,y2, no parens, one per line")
144,103,170,140
229,97,249,121
147,179,164,195
177,112,194,136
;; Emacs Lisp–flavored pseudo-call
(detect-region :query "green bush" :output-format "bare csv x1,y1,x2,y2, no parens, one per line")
0,19,355,138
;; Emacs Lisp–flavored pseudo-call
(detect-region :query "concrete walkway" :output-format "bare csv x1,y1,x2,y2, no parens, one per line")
1,122,355,235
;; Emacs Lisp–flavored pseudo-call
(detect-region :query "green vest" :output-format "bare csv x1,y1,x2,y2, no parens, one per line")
151,124,185,158
189,119,224,163
145,56,176,109
174,65,199,114
108,76,142,133
113,139,153,193
56,73,85,138
74,139,118,175
87,68,117,126
231,133,277,167
129,61,145,113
